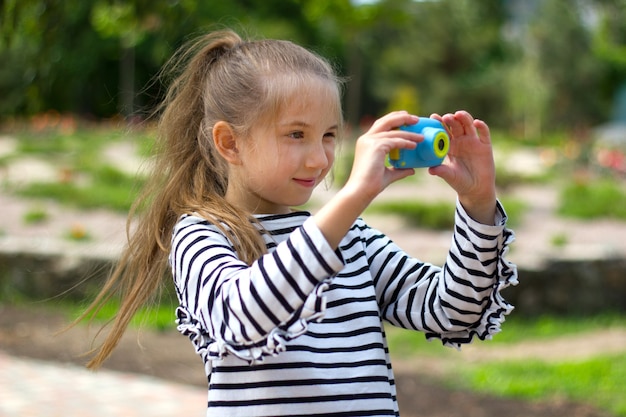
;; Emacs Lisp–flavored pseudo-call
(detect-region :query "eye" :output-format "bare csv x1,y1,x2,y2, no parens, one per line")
323,131,337,141
288,131,305,139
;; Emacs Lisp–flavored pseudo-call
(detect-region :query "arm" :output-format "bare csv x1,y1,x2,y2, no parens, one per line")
315,110,498,248
368,200,517,347
314,111,423,248
429,111,497,224
367,111,516,344
170,215,343,363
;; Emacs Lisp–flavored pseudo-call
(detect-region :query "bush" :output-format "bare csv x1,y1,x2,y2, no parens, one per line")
16,164,142,212
558,178,626,220
366,200,455,230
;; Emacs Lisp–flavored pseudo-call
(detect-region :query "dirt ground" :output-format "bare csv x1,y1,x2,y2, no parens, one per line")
0,303,615,417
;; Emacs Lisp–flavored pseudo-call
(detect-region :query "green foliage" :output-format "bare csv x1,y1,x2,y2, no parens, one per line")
1,0,624,133
558,178,626,220
63,298,177,332
529,0,608,129
10,126,149,212
15,124,138,155
485,313,626,344
364,196,524,230
370,0,509,125
386,313,626,416
386,313,626,354
550,232,569,247
17,165,140,212
365,200,455,230
23,206,49,224
91,1,147,48
459,355,626,416
385,326,456,358
497,197,526,228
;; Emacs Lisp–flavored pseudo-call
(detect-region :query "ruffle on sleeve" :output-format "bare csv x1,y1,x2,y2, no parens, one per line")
175,278,332,373
426,212,519,349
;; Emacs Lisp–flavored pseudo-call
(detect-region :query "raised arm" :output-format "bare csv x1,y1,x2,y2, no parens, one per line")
314,111,423,248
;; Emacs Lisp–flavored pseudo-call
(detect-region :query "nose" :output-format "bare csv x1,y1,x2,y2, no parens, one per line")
305,141,331,170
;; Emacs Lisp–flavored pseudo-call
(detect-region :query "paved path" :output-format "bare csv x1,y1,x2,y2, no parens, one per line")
0,350,207,417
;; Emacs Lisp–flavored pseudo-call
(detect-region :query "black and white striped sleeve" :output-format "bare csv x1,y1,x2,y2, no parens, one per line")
169,215,344,364
369,199,518,348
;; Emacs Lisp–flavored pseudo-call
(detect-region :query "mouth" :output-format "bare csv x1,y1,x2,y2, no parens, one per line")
293,177,317,188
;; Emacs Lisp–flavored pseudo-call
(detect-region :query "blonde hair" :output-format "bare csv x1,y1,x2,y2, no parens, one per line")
79,29,343,369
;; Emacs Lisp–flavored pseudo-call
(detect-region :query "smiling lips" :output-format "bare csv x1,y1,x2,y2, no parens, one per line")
293,177,317,187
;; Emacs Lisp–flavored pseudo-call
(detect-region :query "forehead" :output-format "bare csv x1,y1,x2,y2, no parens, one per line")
273,77,341,124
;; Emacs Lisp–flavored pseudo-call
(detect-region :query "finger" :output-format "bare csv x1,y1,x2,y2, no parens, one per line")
388,167,415,181
380,135,421,152
454,111,477,136
370,129,423,143
429,113,455,137
428,163,455,184
369,111,410,129
429,113,443,122
474,119,491,144
441,113,464,138
369,112,419,134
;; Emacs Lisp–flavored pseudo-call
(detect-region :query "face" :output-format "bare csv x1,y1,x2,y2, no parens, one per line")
226,81,340,214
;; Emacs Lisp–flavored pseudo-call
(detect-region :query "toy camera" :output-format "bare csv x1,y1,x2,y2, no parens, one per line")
389,118,450,168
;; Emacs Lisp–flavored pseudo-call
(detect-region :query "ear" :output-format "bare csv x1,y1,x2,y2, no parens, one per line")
213,121,241,164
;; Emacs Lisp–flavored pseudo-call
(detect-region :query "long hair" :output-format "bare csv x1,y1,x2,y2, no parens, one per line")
78,29,343,369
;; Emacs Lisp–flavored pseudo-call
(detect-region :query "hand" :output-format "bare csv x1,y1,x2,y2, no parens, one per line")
313,111,423,249
429,110,497,224
345,111,423,203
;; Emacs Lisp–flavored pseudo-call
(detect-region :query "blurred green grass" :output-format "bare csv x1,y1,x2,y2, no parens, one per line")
458,355,626,417
385,313,626,417
6,126,150,212
559,179,626,220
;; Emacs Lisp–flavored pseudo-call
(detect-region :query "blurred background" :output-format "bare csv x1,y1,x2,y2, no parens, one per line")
1,0,625,134
1,1,626,416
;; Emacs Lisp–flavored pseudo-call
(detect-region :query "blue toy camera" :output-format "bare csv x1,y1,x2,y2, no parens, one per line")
389,118,450,168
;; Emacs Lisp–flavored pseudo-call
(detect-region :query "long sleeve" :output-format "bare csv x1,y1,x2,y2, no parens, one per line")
170,215,344,366
366,199,518,347
171,209,517,416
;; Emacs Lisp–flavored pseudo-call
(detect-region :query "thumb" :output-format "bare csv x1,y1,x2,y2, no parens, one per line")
387,167,416,186
428,164,455,184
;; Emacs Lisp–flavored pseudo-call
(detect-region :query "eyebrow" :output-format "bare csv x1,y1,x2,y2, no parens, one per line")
280,121,339,131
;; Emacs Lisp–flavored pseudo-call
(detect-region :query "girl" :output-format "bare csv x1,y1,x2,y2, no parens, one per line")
82,29,517,416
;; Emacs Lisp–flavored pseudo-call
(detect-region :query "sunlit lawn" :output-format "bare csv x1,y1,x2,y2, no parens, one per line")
458,354,626,417
385,313,626,417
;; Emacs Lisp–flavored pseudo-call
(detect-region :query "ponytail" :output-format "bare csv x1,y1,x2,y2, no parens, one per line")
77,28,342,369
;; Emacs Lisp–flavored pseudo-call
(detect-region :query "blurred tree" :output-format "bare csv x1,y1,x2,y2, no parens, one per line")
368,0,509,127
592,0,626,122
90,1,149,117
299,0,377,126
1,0,624,133
1,0,114,116
0,0,335,118
529,0,606,133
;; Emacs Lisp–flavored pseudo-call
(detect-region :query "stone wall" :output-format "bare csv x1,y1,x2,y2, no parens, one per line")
503,258,626,316
0,251,113,301
1,250,626,317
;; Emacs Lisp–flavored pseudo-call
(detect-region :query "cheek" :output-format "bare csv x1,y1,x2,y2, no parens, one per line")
248,142,281,173
324,141,337,165
325,142,336,167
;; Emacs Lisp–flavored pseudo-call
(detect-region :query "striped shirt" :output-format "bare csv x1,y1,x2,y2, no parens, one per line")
169,200,517,417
